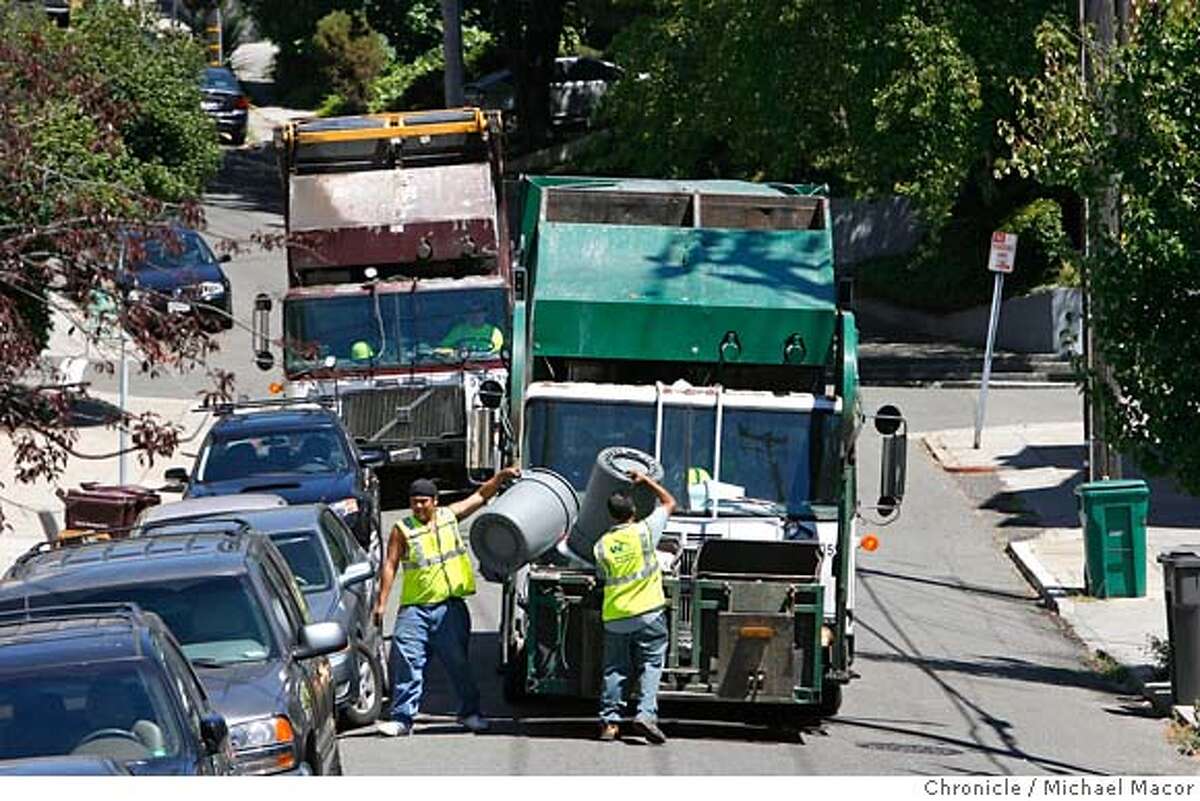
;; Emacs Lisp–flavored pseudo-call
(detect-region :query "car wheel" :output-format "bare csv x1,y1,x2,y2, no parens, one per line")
341,643,383,728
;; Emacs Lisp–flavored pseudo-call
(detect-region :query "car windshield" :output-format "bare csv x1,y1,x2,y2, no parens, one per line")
198,428,349,482
524,397,840,515
203,68,239,92
283,285,508,373
0,662,183,763
37,577,275,665
267,531,331,592
129,229,216,272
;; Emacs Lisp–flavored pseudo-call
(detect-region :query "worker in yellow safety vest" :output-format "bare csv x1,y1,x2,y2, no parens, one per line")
373,468,520,737
593,471,676,744
438,304,504,356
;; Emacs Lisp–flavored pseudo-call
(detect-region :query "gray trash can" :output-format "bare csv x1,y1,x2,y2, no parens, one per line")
1157,547,1200,706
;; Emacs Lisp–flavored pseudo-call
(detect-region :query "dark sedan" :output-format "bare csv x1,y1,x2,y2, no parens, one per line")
124,227,233,332
202,67,249,146
166,404,385,559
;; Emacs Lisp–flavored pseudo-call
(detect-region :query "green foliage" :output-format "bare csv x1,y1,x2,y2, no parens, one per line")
312,10,388,113
71,3,220,201
856,197,1073,314
1005,3,1200,493
370,24,493,112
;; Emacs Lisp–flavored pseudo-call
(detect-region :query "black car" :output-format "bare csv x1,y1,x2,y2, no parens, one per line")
139,504,386,730
0,603,233,775
0,531,346,776
202,67,249,146
123,226,234,332
166,402,385,557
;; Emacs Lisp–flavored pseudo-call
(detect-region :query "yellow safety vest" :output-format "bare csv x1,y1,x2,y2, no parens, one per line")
687,467,711,485
593,521,665,623
398,507,476,606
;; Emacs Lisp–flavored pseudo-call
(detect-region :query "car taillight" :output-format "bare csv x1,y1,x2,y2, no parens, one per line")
235,95,250,110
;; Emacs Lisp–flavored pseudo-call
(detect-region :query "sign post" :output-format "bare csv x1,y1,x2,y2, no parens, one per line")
974,231,1017,449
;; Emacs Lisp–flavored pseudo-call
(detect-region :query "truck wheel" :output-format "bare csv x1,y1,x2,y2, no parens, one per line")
816,682,843,718
502,645,530,705
341,644,383,728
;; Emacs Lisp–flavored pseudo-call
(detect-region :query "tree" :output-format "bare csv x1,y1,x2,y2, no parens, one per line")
490,0,566,149
312,10,388,112
1004,2,1200,493
0,4,227,520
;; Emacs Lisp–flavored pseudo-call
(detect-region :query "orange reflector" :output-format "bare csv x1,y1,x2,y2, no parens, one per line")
739,625,774,640
268,382,284,395
860,534,880,552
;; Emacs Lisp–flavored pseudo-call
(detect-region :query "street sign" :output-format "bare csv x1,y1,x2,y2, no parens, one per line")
987,231,1018,273
975,231,1019,448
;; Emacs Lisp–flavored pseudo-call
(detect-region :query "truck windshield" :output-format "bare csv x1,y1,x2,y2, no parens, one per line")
283,286,507,374
524,398,840,515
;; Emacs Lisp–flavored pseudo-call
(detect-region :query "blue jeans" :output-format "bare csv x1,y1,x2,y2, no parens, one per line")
599,610,668,724
388,597,481,726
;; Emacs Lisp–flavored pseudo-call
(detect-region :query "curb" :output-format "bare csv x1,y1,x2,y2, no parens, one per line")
920,435,997,475
1006,537,1188,731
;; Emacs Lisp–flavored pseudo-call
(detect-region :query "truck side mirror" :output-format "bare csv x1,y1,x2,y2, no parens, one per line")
252,293,274,372
874,404,906,517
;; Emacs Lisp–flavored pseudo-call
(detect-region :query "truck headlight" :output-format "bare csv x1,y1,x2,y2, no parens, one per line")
227,716,296,774
329,497,359,517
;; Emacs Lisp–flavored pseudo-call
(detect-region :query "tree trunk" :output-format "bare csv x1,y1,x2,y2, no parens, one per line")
498,0,566,151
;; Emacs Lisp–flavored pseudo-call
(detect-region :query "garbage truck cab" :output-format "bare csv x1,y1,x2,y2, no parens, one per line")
498,176,906,719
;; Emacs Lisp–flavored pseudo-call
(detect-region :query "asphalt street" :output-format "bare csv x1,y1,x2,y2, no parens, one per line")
99,149,1195,774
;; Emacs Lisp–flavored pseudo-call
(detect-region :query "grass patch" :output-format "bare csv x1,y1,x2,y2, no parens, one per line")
1087,650,1130,686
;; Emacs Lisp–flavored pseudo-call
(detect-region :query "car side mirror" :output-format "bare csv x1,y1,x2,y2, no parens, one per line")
341,561,373,589
874,404,907,517
358,448,387,468
199,713,228,756
164,467,189,486
293,621,348,660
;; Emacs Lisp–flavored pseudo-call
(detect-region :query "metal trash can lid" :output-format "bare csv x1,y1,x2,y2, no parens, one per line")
1156,546,1200,566
1074,479,1149,498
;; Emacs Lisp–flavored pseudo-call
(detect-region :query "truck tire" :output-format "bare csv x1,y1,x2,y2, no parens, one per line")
816,682,843,718
502,646,530,705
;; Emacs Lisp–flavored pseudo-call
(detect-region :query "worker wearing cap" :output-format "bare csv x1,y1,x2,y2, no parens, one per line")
594,471,676,744
373,467,519,737
438,305,503,356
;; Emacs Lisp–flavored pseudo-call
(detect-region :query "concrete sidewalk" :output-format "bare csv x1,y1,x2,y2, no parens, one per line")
0,392,215,572
925,423,1200,722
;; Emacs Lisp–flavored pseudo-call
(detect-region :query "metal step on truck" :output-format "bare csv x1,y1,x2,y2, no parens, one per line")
251,108,515,498
490,176,907,723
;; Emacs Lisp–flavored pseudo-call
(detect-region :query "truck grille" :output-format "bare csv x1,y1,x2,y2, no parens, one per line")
340,384,464,444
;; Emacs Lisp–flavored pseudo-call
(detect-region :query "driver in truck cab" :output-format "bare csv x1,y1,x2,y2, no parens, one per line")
437,304,503,356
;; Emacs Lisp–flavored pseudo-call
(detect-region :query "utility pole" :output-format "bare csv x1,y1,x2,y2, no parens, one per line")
1080,0,1125,482
441,0,465,107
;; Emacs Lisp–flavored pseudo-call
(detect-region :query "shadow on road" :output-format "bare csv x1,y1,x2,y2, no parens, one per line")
204,146,283,217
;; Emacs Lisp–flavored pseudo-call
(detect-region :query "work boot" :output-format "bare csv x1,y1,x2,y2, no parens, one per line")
633,716,667,745
599,723,620,742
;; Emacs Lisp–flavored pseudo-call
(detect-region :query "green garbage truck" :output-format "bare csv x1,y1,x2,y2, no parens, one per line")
494,176,907,720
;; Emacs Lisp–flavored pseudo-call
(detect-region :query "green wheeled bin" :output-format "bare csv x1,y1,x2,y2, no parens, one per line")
1075,479,1150,598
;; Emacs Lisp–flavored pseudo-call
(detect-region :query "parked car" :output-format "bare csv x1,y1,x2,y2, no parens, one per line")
138,502,385,730
463,56,623,129
121,226,234,332
202,67,249,146
165,403,385,558
0,603,234,775
136,494,287,530
0,531,346,775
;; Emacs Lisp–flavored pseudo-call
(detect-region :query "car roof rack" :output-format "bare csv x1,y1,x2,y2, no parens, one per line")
198,395,337,416
13,526,254,569
139,516,259,535
0,601,145,625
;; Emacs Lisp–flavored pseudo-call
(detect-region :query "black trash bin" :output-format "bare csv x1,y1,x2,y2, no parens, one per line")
1158,547,1200,706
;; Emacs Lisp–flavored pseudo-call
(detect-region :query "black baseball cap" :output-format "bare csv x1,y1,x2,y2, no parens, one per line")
409,478,438,499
